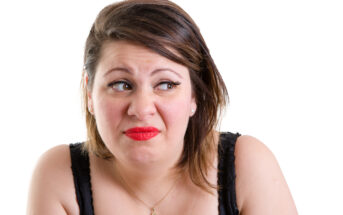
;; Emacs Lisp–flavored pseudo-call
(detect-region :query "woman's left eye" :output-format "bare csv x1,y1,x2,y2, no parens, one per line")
156,81,180,91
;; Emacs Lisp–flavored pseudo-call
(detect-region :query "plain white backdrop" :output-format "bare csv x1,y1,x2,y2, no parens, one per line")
0,0,342,214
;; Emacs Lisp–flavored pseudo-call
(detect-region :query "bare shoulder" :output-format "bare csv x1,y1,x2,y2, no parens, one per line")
27,144,79,215
234,135,298,215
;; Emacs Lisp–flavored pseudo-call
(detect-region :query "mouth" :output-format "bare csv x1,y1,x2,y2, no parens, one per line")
124,127,160,141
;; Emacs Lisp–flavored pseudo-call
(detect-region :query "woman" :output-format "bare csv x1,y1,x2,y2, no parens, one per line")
27,0,297,214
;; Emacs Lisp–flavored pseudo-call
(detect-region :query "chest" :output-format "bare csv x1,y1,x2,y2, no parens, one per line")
90,157,220,215
91,177,219,215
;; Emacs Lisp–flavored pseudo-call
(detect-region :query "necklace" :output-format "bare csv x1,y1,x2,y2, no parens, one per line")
115,166,180,215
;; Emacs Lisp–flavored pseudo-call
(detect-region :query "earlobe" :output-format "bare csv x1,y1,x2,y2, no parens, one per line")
88,99,94,115
87,89,94,115
85,73,94,115
190,103,197,117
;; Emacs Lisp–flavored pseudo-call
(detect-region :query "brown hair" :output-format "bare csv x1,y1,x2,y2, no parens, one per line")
81,0,228,193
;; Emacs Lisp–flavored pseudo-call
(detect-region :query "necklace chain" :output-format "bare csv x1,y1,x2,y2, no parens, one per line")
115,166,180,215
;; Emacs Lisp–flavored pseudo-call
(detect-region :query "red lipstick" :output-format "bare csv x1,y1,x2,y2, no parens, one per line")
125,127,160,141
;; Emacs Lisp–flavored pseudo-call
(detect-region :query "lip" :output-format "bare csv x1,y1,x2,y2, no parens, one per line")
124,127,160,141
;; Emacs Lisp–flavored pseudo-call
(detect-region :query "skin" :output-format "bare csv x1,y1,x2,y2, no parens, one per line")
89,41,197,178
27,41,297,215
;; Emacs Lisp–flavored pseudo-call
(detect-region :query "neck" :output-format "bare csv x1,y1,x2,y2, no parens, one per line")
112,158,184,206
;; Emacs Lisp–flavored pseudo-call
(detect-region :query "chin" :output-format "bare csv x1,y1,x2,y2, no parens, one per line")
122,142,159,165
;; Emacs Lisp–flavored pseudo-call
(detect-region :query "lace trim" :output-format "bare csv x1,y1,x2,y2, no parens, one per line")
217,132,241,215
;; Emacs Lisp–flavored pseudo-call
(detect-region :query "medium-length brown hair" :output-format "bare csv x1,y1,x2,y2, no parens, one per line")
81,0,228,193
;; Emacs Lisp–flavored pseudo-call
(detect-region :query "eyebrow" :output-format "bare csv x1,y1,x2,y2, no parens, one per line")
104,67,183,79
151,68,183,79
104,67,130,77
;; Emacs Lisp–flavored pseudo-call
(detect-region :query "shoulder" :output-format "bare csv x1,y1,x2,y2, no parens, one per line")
27,144,79,215
234,135,298,215
234,135,274,165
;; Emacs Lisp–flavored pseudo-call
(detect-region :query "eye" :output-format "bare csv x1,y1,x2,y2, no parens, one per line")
108,81,132,92
156,81,181,91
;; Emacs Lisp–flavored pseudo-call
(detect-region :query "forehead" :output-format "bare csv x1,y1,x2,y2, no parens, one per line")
97,41,187,72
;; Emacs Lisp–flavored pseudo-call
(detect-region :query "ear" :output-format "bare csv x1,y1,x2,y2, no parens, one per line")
84,73,94,115
190,97,197,117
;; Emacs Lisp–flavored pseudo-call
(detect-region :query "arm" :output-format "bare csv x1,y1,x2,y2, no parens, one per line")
235,135,298,215
27,145,79,215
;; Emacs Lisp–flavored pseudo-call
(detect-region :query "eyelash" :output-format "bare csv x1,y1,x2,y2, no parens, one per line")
107,80,132,91
107,80,181,92
156,81,181,90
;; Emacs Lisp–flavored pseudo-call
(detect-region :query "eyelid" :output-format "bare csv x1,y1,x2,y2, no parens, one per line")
107,80,133,91
155,81,181,90
107,80,128,87
107,79,180,91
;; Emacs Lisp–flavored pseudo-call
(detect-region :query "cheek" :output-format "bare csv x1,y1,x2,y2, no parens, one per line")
159,97,192,132
94,96,126,136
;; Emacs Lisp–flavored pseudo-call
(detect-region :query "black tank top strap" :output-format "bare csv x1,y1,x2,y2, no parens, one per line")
217,132,241,215
69,143,95,215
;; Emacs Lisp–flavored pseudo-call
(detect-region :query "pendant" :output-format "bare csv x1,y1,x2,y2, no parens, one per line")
151,208,157,215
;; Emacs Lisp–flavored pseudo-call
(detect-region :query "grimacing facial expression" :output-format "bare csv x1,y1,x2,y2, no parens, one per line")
87,41,197,168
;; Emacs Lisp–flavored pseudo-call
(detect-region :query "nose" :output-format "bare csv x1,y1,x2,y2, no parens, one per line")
127,89,157,121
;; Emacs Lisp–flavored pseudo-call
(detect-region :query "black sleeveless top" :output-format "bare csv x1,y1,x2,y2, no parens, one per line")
70,132,240,215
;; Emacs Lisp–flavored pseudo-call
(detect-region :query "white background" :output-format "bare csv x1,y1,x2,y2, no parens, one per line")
0,0,342,214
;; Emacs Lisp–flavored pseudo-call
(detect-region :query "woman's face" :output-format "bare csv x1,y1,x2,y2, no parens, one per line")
88,41,196,168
